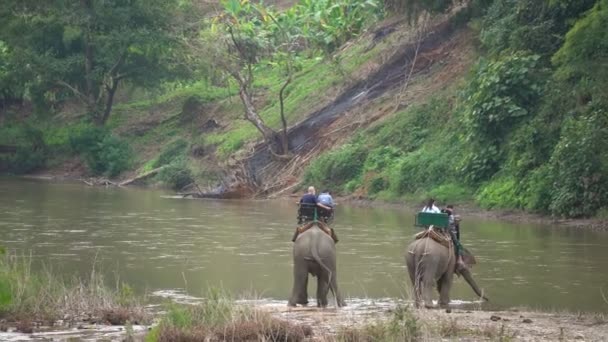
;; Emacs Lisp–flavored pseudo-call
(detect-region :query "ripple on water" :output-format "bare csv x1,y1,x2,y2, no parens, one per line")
152,289,203,304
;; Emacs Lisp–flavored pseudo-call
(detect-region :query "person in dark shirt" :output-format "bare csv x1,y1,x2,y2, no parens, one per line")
299,186,319,206
443,204,465,270
293,186,337,242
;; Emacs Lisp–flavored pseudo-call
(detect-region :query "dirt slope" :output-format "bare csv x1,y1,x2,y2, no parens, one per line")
230,16,476,198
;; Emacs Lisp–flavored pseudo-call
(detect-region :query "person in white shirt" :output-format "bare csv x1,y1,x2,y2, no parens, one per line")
421,198,441,213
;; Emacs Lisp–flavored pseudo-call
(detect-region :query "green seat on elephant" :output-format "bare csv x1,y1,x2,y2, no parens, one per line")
415,212,449,228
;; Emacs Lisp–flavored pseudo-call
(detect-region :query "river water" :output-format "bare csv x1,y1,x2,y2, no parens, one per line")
1,177,607,313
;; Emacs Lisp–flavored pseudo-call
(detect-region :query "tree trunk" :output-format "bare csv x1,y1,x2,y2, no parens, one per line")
237,85,276,146
80,0,96,118
100,78,119,125
278,76,292,155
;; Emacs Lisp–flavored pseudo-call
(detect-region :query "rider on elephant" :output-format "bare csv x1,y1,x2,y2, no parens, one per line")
442,204,466,270
317,189,335,223
293,186,338,243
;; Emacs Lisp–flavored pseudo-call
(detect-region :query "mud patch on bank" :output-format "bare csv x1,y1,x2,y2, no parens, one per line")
255,300,608,341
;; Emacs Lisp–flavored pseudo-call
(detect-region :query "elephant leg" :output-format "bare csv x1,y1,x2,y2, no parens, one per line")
420,259,437,309
407,256,422,308
330,273,346,307
327,259,345,307
438,271,454,308
288,259,309,307
316,271,330,308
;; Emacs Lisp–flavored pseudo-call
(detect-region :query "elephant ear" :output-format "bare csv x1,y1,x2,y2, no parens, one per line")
462,247,477,266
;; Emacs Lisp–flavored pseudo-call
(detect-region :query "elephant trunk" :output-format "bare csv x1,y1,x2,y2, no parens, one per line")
459,267,489,301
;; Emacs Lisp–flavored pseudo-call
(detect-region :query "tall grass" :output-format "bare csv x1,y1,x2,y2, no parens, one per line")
0,251,148,325
332,305,419,342
147,288,312,342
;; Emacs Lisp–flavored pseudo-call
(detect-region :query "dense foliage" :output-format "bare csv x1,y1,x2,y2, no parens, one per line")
0,0,185,123
306,0,608,217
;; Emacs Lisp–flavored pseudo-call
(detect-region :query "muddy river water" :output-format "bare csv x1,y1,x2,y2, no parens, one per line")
1,177,607,313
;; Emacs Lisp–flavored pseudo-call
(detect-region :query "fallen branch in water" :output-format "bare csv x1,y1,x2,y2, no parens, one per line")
81,178,118,187
119,166,167,187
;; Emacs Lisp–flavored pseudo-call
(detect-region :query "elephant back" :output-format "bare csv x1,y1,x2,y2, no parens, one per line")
296,221,333,240
414,226,452,249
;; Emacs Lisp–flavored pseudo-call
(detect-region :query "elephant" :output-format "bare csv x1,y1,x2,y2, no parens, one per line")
288,224,346,308
405,235,488,308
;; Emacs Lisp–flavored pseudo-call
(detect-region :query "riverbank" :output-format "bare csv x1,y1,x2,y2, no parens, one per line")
1,297,606,341
338,195,608,232
275,188,608,232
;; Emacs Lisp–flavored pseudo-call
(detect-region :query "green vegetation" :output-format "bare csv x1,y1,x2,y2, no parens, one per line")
0,250,147,324
336,305,419,341
0,0,186,125
305,0,608,218
0,0,385,181
146,289,312,342
1,0,607,219
69,124,133,177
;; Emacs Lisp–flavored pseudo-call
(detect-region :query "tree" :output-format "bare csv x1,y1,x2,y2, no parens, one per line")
200,1,302,157
0,0,185,124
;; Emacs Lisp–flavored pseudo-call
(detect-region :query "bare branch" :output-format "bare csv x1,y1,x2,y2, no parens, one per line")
56,81,88,103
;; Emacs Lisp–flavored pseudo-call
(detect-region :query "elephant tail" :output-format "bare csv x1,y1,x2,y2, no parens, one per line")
311,226,332,278
411,250,425,299
310,226,337,305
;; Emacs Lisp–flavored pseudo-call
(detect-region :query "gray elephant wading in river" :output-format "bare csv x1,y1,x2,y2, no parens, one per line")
288,225,346,307
405,235,488,308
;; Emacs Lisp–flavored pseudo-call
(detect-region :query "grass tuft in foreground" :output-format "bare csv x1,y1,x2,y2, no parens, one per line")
0,251,148,326
333,305,419,342
147,289,312,342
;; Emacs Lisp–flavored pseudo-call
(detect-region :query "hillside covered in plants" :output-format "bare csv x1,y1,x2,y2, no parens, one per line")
304,0,608,218
1,0,607,219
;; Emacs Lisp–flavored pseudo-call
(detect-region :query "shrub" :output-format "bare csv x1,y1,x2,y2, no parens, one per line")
459,144,502,184
363,146,402,172
3,147,46,174
0,124,46,174
304,143,368,192
462,53,544,145
552,0,608,106
475,177,523,209
153,139,188,168
460,53,545,183
369,99,449,152
520,165,553,212
388,145,454,195
96,135,133,178
69,125,133,177
68,124,108,155
480,0,596,57
547,110,608,217
155,159,194,191
336,305,418,341
428,183,472,204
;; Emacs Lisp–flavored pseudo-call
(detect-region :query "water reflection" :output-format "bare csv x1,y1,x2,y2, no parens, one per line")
0,177,607,313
